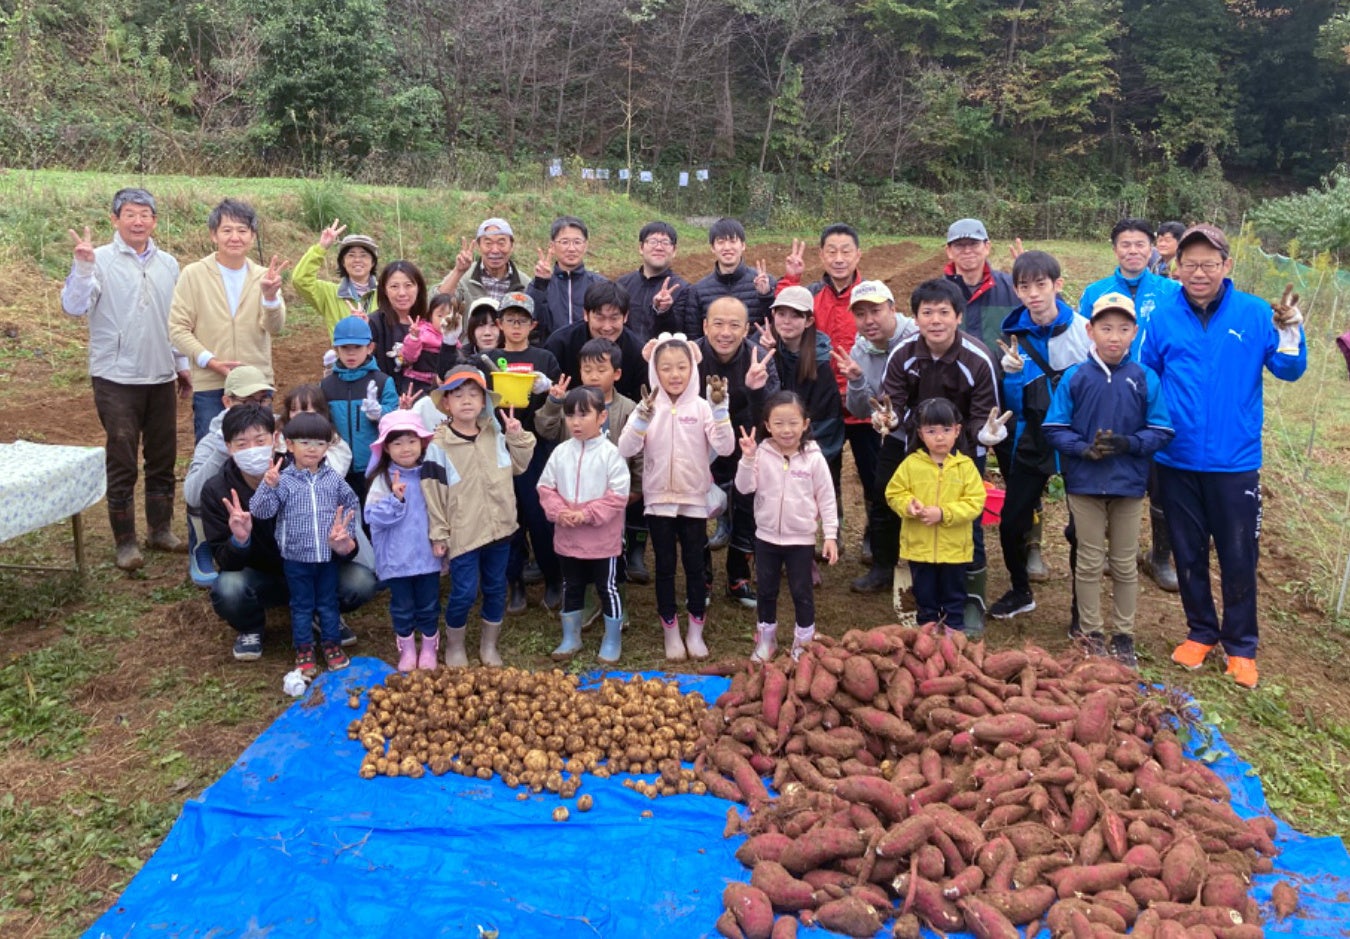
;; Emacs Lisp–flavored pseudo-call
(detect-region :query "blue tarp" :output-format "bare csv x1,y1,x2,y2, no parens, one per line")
85,658,1350,938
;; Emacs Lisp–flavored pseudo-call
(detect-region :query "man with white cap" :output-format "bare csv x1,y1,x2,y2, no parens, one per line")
435,217,530,304
943,218,1019,353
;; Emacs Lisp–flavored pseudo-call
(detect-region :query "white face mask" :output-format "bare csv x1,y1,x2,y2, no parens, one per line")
232,444,274,477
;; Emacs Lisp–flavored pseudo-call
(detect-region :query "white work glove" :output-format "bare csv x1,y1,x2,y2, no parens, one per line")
1272,283,1303,354
361,379,383,421
997,336,1024,374
444,323,463,347
977,408,1013,446
531,371,552,395
868,395,899,437
322,349,337,372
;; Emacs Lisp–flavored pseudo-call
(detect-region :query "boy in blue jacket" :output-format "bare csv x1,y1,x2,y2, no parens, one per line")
1044,293,1174,668
320,315,399,503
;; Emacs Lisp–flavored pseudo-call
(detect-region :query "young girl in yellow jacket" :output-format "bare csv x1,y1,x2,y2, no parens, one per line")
885,397,986,637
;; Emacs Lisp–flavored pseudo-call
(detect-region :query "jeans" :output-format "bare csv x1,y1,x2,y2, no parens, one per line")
284,559,341,648
910,561,967,628
754,540,815,627
210,560,379,634
446,538,511,629
388,572,442,637
648,514,707,621
91,377,178,507
192,388,226,444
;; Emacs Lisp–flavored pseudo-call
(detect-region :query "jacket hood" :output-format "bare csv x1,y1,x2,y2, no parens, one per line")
646,333,705,408
1001,297,1077,335
333,357,380,381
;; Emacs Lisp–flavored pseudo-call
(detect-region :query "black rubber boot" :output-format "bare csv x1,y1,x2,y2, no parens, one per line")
1142,509,1179,592
108,499,143,572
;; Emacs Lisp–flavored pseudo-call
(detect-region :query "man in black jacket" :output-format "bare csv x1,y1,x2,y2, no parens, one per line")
544,281,646,403
527,215,608,339
615,220,688,343
678,217,776,338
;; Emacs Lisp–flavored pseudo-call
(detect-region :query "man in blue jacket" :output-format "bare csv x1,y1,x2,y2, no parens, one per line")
1141,224,1306,689
1079,218,1184,592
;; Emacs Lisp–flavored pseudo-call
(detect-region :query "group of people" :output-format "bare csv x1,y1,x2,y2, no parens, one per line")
61,189,1304,688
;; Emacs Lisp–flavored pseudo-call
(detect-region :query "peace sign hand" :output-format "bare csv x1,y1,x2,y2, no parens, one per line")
454,236,474,274
745,344,775,391
501,405,523,436
1271,282,1303,328
534,247,555,280
784,238,806,279
997,335,1023,373
753,321,776,351
343,298,368,321
390,468,407,500
262,456,284,489
753,259,772,295
738,424,758,459
261,255,290,301
653,276,680,313
221,488,253,542
549,373,572,402
318,218,347,250
328,506,355,550
636,384,658,420
398,383,424,410
68,226,96,265
830,347,862,381
978,408,1014,446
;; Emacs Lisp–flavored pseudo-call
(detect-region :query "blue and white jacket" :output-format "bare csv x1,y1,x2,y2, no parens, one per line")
249,463,360,564
321,357,399,473
999,299,1092,475
1077,268,1181,358
1140,281,1305,473
1043,349,1174,498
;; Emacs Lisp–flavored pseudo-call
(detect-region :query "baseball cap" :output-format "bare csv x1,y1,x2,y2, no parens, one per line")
224,365,273,398
498,291,536,319
476,218,514,239
1089,292,1137,322
772,285,815,314
1177,223,1229,257
946,219,990,243
468,296,500,317
332,315,373,346
849,280,894,308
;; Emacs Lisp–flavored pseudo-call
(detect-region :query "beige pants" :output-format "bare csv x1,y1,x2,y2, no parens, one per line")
1067,493,1143,636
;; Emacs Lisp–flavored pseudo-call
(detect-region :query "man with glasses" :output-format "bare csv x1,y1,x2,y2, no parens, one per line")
435,217,529,305
677,217,776,338
528,215,608,339
63,187,185,571
616,221,688,342
943,219,1021,355
1142,224,1306,689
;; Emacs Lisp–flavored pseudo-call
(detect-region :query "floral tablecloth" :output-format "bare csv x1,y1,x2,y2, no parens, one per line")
0,440,106,543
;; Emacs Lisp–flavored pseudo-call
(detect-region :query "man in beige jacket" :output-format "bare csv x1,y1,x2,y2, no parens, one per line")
169,198,288,442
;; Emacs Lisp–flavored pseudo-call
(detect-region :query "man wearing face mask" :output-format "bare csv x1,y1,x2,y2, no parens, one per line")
200,403,377,661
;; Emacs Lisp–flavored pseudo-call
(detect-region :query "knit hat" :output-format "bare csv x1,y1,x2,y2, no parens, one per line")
368,409,433,470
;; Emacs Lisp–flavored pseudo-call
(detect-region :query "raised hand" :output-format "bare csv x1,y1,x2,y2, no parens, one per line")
318,218,347,250
1271,282,1303,328
1008,237,1025,263
997,336,1023,373
707,374,728,406
263,456,284,489
869,394,898,436
260,254,290,301
653,276,680,313
398,384,424,410
636,384,658,419
222,488,253,542
390,468,407,500
343,298,368,321
328,506,355,550
501,405,523,436
454,236,474,274
784,238,806,279
980,408,1013,445
549,373,572,402
745,345,775,391
830,347,862,381
753,321,776,351
753,259,771,295
534,246,554,280
68,226,95,265
738,424,758,459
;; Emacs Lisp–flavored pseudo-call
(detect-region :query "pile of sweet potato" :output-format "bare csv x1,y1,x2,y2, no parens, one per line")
697,624,1278,939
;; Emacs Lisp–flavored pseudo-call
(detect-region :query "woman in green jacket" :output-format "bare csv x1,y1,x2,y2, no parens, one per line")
293,219,380,339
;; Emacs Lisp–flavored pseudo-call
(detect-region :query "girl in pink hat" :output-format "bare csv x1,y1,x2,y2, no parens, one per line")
365,410,442,670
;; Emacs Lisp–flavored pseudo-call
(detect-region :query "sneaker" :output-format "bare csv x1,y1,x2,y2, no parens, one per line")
233,632,262,661
312,614,358,647
506,581,527,614
522,559,544,585
708,516,730,550
294,646,318,679
989,589,1036,620
1082,631,1108,658
1225,655,1259,689
322,642,350,671
1109,634,1139,670
1171,639,1215,670
727,579,757,609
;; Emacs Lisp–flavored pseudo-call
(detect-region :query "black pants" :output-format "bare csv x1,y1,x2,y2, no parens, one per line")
1157,465,1261,658
845,421,880,522
755,540,815,626
560,555,623,618
508,441,561,587
91,377,178,509
648,514,707,620
1000,466,1053,594
873,437,986,570
910,561,966,628
706,466,756,585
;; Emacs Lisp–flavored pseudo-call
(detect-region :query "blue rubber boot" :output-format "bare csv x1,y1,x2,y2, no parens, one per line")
552,610,584,661
598,614,623,664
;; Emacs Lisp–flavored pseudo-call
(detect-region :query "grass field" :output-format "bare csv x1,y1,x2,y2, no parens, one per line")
0,169,1348,936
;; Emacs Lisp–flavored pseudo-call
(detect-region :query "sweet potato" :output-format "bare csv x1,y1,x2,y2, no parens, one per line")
723,883,774,939
779,826,868,874
1069,781,1100,835
805,727,865,760
1077,827,1105,866
971,712,1040,745
1201,872,1250,911
976,885,1056,925
849,882,890,911
1160,834,1205,902
834,774,909,822
712,746,771,807
851,706,918,746
1127,876,1170,905
1003,822,1062,859
876,813,937,858
813,896,882,938
1074,689,1117,746
891,911,921,939
1045,898,1127,935
841,655,880,702
1004,696,1078,724
760,664,788,728
808,667,838,705
1149,902,1245,930
1121,843,1162,878
769,916,797,939
1049,861,1130,899
1092,889,1139,928
887,667,916,714
957,896,1020,939
908,876,964,932
926,803,987,859
1100,807,1128,860
802,868,853,890
919,674,967,697
716,909,746,939
750,861,816,912
982,649,1030,681
915,843,946,880
1271,880,1298,920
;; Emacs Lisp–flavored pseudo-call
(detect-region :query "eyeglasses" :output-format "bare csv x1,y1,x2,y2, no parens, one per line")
1177,260,1225,274
501,316,532,327
292,439,328,450
553,238,586,248
244,392,274,405
643,237,674,248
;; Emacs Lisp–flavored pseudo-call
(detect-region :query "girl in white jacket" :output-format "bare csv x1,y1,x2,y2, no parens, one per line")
734,391,838,662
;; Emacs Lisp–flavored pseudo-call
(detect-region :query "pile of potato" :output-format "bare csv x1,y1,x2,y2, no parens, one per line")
348,667,708,797
699,624,1281,939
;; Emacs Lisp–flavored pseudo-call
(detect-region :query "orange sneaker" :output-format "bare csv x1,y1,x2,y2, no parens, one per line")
1171,639,1215,670
1225,656,1259,689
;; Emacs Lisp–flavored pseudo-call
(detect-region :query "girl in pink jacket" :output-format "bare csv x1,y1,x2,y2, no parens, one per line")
734,391,838,662
619,333,735,660
538,386,631,664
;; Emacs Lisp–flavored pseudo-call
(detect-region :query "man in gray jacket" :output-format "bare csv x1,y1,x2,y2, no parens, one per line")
62,188,185,572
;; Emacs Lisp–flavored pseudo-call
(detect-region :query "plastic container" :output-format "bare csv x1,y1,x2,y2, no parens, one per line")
982,483,1005,527
491,371,535,408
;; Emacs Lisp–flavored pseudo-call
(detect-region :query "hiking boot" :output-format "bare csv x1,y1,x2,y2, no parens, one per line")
506,581,527,615
989,589,1036,620
1225,655,1259,689
1110,634,1139,670
233,632,262,661
444,627,468,668
416,632,440,671
851,565,891,594
522,559,544,585
708,516,730,550
685,614,709,659
727,579,757,609
1082,631,1109,658
322,642,350,671
662,617,687,661
395,634,418,672
751,622,778,663
294,646,318,679
1171,639,1215,670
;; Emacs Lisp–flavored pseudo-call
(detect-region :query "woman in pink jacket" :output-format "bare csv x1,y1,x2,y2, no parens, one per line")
619,333,735,660
735,391,838,662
